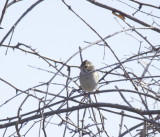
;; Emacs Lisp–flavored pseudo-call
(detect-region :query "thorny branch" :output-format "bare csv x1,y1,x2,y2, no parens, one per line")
0,0,160,136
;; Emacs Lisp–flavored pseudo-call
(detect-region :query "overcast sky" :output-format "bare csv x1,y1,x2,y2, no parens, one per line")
0,0,160,136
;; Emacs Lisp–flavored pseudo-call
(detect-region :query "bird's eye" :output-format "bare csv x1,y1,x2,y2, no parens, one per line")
84,65,88,69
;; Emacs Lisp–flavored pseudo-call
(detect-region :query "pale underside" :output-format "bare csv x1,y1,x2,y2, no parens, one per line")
80,71,99,92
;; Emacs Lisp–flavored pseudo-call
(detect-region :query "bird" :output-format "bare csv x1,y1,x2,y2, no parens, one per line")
79,60,99,92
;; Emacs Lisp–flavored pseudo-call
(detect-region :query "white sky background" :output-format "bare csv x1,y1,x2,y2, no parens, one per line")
0,0,160,136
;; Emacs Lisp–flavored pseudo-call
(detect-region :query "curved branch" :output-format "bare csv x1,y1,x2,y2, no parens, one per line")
87,0,160,33
0,0,44,45
0,102,160,129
